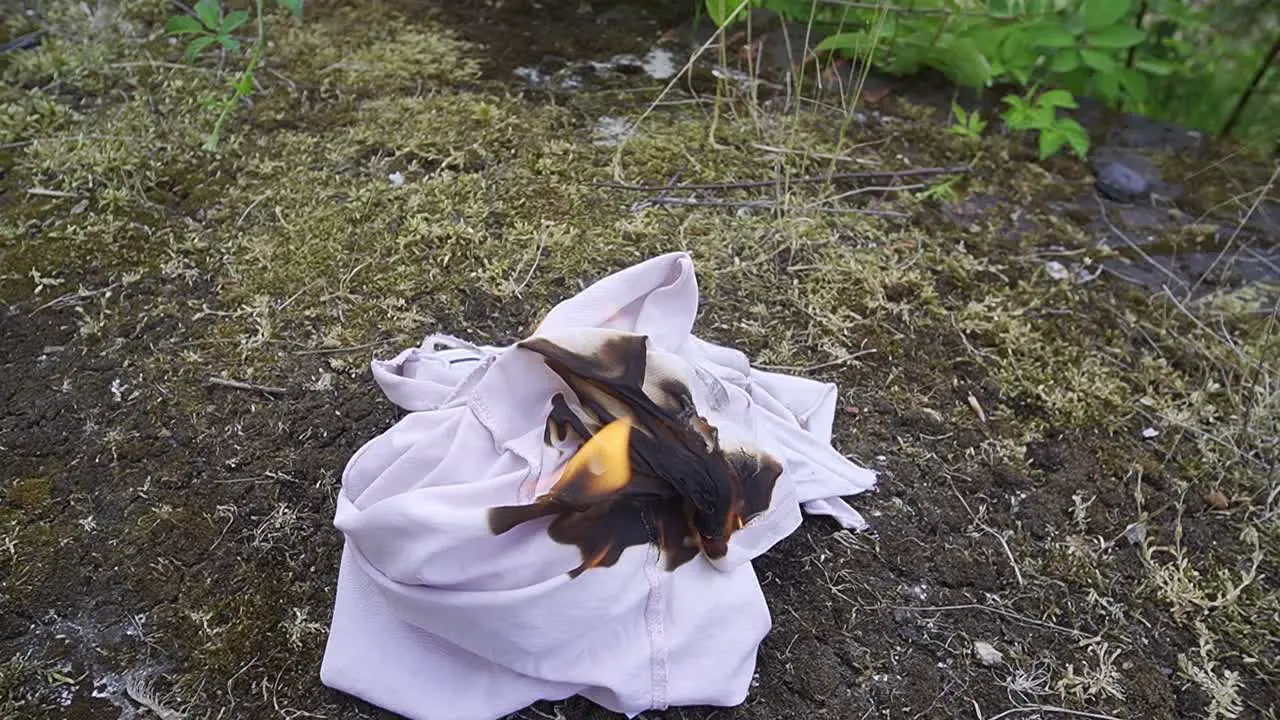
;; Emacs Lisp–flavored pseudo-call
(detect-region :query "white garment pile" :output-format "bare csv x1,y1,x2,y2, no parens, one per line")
320,251,878,720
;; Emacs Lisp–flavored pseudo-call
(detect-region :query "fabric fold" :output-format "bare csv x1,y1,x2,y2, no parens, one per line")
321,251,878,720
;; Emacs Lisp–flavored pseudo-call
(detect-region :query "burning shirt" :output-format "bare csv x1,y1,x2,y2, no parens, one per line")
321,252,878,720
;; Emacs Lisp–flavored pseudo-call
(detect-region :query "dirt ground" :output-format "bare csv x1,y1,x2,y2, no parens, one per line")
2,1,1277,719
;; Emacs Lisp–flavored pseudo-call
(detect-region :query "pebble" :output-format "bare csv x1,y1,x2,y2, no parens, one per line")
973,641,1004,667
1095,160,1151,203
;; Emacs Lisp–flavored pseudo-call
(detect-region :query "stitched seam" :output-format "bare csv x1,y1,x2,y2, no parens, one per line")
643,542,669,710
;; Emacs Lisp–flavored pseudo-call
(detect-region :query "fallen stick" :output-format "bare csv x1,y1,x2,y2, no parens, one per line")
207,376,288,395
594,165,970,192
634,195,909,217
26,187,80,198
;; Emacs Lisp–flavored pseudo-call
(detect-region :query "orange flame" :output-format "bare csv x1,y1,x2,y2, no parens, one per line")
557,417,633,499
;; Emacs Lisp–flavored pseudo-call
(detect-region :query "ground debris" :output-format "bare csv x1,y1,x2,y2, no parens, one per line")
973,640,1004,667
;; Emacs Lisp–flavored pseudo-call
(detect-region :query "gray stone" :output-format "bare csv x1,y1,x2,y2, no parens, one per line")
1095,160,1151,202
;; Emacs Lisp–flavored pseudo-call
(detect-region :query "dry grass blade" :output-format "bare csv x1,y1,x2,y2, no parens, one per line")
593,166,971,192
206,376,288,395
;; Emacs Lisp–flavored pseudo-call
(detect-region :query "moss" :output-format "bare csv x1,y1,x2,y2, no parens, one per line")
5,478,51,511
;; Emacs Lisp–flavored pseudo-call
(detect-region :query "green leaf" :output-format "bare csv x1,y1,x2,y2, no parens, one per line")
1084,0,1131,32
704,0,745,27
1039,129,1068,160
1118,68,1149,100
1038,89,1078,110
233,71,254,95
1025,22,1078,49
989,0,1016,18
1031,104,1058,127
1057,118,1091,158
1050,48,1082,73
220,9,249,34
816,31,871,54
193,0,222,30
1135,58,1177,76
1063,13,1088,37
1087,25,1146,48
165,15,205,35
277,0,303,18
934,38,993,88
218,34,241,52
185,34,217,62
1095,72,1121,102
1080,48,1118,73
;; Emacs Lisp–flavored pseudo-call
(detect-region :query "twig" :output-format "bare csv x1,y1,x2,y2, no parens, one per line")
1183,162,1280,302
595,166,971,192
0,30,47,54
895,604,1095,640
983,705,1122,720
237,194,268,225
757,349,878,373
206,376,287,394
642,164,687,218
110,61,217,72
637,196,909,217
751,141,886,164
293,339,392,356
0,134,133,150
28,283,121,316
803,182,929,208
26,187,80,198
512,232,547,294
1093,193,1186,290
950,483,1025,587
1220,32,1280,139
276,279,320,311
1159,286,1258,371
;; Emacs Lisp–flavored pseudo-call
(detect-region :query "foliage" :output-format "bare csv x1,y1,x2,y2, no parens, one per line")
706,0,1280,156
948,102,987,140
1001,87,1089,159
164,0,305,151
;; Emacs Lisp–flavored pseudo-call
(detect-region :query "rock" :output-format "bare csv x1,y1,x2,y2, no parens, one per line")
0,30,45,54
539,55,569,72
1122,522,1146,545
973,641,1004,667
608,53,645,74
1095,160,1150,203
1044,260,1070,280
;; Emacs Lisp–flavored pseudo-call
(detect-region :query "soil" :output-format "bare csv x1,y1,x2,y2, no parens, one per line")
1,1,1277,719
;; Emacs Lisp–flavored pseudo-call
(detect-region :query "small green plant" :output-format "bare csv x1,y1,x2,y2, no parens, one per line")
948,103,987,140
1000,88,1089,160
918,176,961,203
164,0,250,62
164,0,304,151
